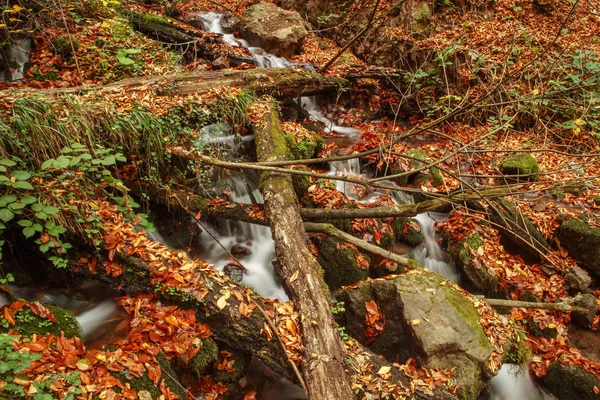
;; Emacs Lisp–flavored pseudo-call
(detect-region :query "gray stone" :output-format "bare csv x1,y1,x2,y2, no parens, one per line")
338,273,493,399
239,3,308,58
541,362,600,400
564,265,591,291
558,218,600,277
572,294,598,328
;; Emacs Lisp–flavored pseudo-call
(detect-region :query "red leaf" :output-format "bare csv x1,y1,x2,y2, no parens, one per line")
3,307,15,325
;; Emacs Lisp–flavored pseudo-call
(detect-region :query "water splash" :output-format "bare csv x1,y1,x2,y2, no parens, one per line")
484,364,555,400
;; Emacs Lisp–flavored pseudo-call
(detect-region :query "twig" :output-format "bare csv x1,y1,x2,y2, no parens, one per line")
475,294,587,313
255,303,308,394
319,0,382,73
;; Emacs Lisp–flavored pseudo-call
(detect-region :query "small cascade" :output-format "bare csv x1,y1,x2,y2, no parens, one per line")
301,97,362,139
196,173,288,301
199,12,292,68
0,38,33,82
484,364,555,400
413,212,461,284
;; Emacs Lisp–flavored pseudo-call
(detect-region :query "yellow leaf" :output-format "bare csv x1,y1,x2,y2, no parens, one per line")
377,366,391,375
477,246,484,256
548,323,556,329
76,360,91,371
96,353,107,362
290,270,299,283
216,295,228,310
165,315,179,326
12,4,25,12
410,319,421,326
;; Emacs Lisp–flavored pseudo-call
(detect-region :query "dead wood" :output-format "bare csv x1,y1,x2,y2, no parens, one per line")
251,98,355,399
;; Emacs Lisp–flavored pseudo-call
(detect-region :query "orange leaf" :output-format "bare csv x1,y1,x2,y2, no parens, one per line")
165,315,179,327
3,307,15,325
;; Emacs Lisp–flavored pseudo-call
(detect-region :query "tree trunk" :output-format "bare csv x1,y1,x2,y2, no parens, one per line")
251,98,355,400
1,68,346,99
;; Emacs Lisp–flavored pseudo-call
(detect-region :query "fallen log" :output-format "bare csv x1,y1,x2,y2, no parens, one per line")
0,68,346,99
250,98,354,399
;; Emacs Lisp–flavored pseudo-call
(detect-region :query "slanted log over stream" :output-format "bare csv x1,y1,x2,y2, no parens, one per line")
250,98,355,399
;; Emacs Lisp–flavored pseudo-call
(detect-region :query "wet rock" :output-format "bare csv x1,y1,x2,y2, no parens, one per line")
231,244,251,258
409,1,432,31
488,198,549,261
500,154,540,181
408,148,444,186
239,3,308,58
572,293,598,328
211,55,230,70
558,218,600,277
391,217,425,246
223,263,245,283
316,235,370,291
337,273,493,399
448,233,501,293
220,12,241,33
568,325,600,363
564,265,591,291
0,302,83,339
541,362,600,400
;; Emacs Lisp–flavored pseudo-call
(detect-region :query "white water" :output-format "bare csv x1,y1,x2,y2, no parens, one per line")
484,364,555,400
196,175,287,300
413,212,461,284
0,38,32,82
0,281,126,347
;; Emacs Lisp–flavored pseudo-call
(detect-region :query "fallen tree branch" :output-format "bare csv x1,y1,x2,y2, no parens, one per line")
304,222,425,271
477,295,588,313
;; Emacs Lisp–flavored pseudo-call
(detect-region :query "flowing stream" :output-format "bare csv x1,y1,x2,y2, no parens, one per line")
0,11,552,400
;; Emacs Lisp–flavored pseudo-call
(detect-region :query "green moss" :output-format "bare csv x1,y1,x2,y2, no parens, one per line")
284,133,324,160
542,362,600,400
391,217,425,246
318,236,370,291
442,286,491,350
0,304,82,339
593,196,600,206
189,339,219,377
503,330,531,365
500,154,540,180
408,148,444,186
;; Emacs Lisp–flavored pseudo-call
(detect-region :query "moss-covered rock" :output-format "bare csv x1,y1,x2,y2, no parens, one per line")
212,346,251,383
189,338,219,377
408,148,444,186
488,198,548,261
291,168,312,200
0,303,82,339
502,329,531,365
541,362,600,400
117,353,185,400
284,132,324,160
338,273,493,400
317,236,370,291
558,218,600,277
391,217,425,246
500,154,540,180
448,234,500,293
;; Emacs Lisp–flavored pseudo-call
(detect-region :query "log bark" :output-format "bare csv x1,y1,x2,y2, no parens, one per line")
1,68,346,99
251,98,354,400
477,295,587,313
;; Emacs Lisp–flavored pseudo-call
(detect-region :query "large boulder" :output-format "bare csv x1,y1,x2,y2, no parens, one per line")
337,272,494,399
316,235,370,291
558,218,600,277
239,3,308,58
500,154,541,181
448,233,501,293
541,362,600,400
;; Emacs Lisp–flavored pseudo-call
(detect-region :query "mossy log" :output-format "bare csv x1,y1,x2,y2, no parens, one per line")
2,68,346,100
251,98,354,399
